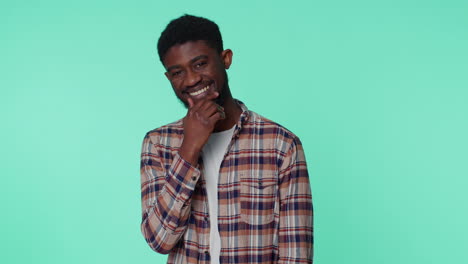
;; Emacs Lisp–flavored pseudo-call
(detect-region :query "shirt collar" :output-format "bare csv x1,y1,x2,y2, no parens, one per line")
232,99,250,139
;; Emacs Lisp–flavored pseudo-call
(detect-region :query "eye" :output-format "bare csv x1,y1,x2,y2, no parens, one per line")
195,61,207,68
171,70,182,77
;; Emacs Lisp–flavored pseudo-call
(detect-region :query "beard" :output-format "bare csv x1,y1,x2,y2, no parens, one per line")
177,72,230,109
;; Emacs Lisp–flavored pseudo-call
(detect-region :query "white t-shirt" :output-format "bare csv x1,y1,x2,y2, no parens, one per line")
201,126,235,264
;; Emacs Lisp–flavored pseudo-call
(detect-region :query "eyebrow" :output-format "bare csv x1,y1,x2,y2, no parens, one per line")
166,55,208,72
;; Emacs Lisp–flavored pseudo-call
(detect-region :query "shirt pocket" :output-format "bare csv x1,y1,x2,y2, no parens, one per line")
240,172,277,225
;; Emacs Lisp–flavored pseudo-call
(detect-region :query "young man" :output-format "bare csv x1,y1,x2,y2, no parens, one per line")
140,15,313,264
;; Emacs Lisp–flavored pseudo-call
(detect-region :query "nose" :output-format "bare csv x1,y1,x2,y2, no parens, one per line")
185,68,202,87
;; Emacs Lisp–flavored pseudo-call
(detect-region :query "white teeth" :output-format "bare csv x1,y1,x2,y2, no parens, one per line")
189,86,209,96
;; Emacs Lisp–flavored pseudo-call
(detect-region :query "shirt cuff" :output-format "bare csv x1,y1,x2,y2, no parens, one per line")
169,153,201,203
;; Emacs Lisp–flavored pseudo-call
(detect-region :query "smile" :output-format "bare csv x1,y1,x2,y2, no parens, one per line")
189,85,209,96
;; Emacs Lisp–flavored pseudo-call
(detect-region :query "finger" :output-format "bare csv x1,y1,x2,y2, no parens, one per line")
191,91,219,105
218,110,226,120
208,111,225,123
187,97,194,108
207,103,225,116
207,105,225,119
206,91,219,101
189,98,205,113
199,100,218,112
190,94,213,110
195,103,218,120
210,103,224,115
188,91,219,112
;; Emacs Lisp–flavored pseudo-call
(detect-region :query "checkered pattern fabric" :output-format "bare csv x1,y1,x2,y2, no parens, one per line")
140,101,313,263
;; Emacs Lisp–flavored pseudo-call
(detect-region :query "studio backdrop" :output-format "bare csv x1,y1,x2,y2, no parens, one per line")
1,0,467,263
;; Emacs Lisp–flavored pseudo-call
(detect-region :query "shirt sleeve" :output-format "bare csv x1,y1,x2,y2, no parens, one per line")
140,132,201,254
278,136,313,263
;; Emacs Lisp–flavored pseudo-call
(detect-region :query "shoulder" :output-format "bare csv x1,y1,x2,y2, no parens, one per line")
245,110,299,139
243,110,303,147
143,119,184,143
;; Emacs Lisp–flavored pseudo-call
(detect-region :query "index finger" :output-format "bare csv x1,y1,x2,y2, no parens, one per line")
187,97,194,108
188,91,220,110
206,91,219,101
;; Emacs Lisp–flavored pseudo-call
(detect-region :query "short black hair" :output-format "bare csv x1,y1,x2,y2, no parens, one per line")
157,14,224,63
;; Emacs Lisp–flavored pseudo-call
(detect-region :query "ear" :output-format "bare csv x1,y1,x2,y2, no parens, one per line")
220,49,233,69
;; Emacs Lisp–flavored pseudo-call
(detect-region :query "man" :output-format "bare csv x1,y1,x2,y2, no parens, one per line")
140,14,313,264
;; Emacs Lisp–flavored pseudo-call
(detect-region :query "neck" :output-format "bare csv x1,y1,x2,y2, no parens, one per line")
214,97,242,132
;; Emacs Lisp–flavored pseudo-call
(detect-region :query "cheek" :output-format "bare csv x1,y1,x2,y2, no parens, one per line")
205,67,223,80
172,86,183,96
170,80,182,91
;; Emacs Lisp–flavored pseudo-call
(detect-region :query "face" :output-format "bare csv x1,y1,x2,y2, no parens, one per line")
163,40,233,108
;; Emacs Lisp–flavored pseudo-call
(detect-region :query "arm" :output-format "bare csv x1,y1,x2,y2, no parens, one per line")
278,137,313,263
140,133,201,254
140,93,225,254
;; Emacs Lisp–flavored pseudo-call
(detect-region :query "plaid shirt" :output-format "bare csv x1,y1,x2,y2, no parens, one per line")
140,101,313,263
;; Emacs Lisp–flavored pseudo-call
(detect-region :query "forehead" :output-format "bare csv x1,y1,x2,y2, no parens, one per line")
163,40,218,69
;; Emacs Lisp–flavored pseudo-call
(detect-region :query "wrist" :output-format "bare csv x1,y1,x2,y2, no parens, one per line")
179,142,202,165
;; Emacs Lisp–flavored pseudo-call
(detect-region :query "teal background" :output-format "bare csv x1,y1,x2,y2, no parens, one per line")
1,0,467,263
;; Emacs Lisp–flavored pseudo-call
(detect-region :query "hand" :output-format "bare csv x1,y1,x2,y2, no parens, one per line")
179,92,225,164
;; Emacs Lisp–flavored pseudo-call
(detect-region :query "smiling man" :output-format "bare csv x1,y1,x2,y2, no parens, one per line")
140,15,313,264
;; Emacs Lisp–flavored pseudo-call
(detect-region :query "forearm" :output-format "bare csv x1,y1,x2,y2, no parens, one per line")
178,140,202,165
278,138,313,263
141,136,201,253
278,194,313,263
